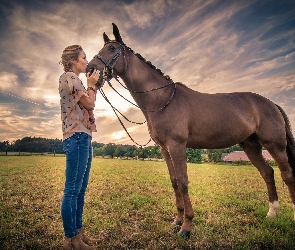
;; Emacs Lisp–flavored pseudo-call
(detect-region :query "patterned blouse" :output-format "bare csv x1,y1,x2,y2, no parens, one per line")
59,72,97,141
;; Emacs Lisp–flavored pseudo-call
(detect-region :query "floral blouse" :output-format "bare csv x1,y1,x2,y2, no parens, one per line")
59,72,96,140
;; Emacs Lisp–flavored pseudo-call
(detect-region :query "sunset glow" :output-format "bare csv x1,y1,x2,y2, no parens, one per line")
0,0,294,145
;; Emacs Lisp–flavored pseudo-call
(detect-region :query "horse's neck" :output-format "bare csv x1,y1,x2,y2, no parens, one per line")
122,56,165,90
120,54,170,110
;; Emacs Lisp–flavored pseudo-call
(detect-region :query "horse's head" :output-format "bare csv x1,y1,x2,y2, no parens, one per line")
87,23,127,87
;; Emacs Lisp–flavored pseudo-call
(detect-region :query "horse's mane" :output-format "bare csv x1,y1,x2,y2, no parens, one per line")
126,45,175,83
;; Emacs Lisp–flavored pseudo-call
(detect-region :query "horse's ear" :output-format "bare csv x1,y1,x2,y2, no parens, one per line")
103,32,110,44
112,23,123,44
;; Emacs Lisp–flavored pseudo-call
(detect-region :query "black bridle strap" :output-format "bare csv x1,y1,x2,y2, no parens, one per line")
113,75,174,93
95,55,107,65
107,77,176,112
99,87,151,147
99,86,146,125
95,42,126,73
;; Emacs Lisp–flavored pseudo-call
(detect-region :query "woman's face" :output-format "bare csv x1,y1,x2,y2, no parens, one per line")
72,50,88,74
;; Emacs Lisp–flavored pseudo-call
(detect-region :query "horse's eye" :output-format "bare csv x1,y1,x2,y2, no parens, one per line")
108,45,116,52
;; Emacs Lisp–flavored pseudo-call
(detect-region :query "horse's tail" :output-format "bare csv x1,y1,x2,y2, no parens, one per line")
276,104,295,176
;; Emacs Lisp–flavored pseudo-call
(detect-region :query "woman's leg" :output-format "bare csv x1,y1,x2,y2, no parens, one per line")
61,132,91,238
76,142,100,245
76,136,92,230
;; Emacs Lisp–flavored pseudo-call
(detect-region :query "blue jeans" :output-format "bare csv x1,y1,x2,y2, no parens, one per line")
61,132,93,238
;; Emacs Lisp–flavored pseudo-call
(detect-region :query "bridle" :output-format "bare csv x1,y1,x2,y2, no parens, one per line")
94,41,127,81
93,41,176,110
92,41,176,147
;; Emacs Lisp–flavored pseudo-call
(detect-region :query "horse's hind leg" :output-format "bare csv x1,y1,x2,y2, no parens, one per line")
266,145,295,221
239,136,280,218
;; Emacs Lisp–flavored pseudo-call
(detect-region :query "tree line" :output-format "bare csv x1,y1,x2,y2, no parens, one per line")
0,136,242,163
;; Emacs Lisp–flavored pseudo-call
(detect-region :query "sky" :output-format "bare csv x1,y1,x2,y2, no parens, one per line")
0,0,294,146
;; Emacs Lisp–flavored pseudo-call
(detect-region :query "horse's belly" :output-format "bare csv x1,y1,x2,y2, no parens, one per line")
187,136,243,149
187,121,254,149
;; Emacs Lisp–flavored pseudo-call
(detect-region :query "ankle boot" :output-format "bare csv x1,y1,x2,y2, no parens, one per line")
77,228,100,245
71,235,96,250
63,237,71,250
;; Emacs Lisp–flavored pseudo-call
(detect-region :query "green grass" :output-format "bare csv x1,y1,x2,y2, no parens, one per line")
0,156,295,249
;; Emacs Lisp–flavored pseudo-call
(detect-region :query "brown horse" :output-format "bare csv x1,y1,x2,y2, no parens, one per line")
87,23,295,237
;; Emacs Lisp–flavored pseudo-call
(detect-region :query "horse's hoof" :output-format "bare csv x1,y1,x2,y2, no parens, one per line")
174,220,183,227
178,229,191,239
172,220,182,233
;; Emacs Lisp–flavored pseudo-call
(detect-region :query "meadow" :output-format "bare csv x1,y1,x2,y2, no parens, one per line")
1,156,295,249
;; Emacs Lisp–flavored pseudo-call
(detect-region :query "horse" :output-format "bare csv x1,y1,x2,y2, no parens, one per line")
87,23,295,237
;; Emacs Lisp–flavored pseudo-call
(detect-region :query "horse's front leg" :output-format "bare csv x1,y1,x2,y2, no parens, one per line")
160,147,184,227
165,144,194,237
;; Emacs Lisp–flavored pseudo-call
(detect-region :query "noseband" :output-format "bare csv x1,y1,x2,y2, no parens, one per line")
94,41,127,79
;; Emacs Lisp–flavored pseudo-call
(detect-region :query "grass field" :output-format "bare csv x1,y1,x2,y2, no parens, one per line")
1,156,295,249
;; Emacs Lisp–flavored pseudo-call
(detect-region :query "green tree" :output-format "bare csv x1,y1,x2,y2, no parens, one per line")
114,146,126,158
150,144,162,159
134,147,144,159
102,143,116,158
93,147,104,156
225,144,242,153
124,145,136,158
186,148,202,163
92,141,104,148
208,149,223,162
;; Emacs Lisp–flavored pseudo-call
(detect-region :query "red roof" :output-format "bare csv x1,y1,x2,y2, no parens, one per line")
223,150,274,162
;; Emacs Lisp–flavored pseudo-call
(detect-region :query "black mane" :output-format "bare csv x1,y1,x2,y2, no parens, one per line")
126,45,174,83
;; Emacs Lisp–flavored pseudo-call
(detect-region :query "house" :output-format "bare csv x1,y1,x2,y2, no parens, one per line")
222,150,274,162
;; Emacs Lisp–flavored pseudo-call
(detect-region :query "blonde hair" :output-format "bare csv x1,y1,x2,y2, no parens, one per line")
60,45,83,71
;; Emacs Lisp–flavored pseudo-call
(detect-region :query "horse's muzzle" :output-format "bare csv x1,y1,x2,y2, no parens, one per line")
86,65,104,88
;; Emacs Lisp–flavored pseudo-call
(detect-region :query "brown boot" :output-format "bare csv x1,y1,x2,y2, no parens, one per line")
63,237,71,250
77,228,100,245
71,235,96,250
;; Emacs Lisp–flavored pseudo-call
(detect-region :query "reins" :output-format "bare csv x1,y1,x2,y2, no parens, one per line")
107,76,176,112
99,86,152,147
94,41,176,147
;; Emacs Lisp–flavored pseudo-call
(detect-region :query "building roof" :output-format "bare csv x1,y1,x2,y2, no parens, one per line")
222,150,274,162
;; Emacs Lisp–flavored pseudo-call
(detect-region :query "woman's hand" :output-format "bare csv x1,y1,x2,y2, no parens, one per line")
80,69,101,110
86,69,100,90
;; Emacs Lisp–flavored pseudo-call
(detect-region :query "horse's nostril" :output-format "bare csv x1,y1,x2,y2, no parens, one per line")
86,65,96,75
89,67,95,76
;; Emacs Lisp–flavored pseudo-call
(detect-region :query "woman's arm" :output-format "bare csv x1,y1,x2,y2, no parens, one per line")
79,70,100,110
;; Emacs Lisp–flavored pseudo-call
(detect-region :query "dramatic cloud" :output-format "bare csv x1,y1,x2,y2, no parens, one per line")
0,0,294,146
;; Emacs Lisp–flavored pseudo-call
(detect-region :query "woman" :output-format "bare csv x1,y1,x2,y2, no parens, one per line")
59,45,102,250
